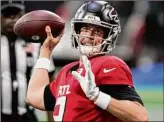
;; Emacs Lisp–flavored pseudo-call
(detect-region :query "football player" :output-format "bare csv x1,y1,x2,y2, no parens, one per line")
26,1,148,121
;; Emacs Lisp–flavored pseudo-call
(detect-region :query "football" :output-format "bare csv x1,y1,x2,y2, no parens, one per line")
13,10,65,43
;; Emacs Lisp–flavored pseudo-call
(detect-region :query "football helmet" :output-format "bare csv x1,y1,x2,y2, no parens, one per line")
71,1,121,57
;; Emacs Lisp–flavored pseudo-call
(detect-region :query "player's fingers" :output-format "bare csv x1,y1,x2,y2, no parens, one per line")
51,30,64,45
82,55,91,81
56,30,64,40
82,55,95,82
72,71,84,85
86,69,95,81
82,55,89,70
89,72,95,85
45,25,53,38
82,55,92,73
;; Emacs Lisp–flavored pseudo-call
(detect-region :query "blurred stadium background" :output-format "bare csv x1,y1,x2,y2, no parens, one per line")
2,1,164,121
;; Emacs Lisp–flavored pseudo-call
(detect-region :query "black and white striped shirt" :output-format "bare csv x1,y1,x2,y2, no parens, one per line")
1,35,55,116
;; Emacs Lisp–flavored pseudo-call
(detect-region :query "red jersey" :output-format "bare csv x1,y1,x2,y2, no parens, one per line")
49,55,133,121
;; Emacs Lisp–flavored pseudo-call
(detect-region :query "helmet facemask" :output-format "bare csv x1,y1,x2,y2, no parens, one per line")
71,1,121,57
71,22,120,57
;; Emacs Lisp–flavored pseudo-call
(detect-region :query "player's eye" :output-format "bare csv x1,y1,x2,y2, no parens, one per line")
93,29,104,36
81,27,89,32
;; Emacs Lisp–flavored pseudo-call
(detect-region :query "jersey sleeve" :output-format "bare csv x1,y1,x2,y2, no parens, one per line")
44,81,57,111
98,85,144,106
96,56,133,86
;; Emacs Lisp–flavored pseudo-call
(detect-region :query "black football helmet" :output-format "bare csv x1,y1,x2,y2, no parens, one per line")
71,1,121,56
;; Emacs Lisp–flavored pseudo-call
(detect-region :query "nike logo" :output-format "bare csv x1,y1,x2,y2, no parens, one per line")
103,68,116,73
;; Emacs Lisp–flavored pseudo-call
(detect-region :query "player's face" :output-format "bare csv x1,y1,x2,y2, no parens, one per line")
79,24,105,46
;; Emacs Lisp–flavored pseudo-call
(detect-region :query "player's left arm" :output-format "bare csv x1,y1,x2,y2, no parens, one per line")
72,55,148,122
105,94,148,122
98,85,148,121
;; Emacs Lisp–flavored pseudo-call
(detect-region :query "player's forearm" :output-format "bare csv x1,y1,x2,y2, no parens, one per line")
26,48,51,110
107,97,148,121
26,69,49,110
39,46,51,59
27,69,50,95
28,47,51,93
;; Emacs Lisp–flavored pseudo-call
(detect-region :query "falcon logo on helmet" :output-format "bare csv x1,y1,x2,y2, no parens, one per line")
71,1,121,57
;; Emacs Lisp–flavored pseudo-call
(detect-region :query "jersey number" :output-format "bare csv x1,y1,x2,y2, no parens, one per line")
53,96,66,121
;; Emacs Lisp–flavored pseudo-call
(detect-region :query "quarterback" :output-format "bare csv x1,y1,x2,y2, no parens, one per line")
26,1,148,121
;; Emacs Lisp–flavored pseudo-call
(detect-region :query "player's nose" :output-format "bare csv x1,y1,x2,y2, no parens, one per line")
81,37,94,45
88,29,95,37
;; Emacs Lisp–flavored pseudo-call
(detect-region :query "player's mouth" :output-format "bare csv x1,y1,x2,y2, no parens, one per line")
84,43,93,46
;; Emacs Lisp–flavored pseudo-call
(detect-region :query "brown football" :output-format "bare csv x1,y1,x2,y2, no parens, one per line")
13,10,65,43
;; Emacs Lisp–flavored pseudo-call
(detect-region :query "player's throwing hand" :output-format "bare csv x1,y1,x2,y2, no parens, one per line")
39,26,64,58
42,26,64,52
72,55,99,100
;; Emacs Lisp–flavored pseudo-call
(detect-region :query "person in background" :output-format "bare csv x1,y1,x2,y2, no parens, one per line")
1,1,55,121
26,1,148,121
